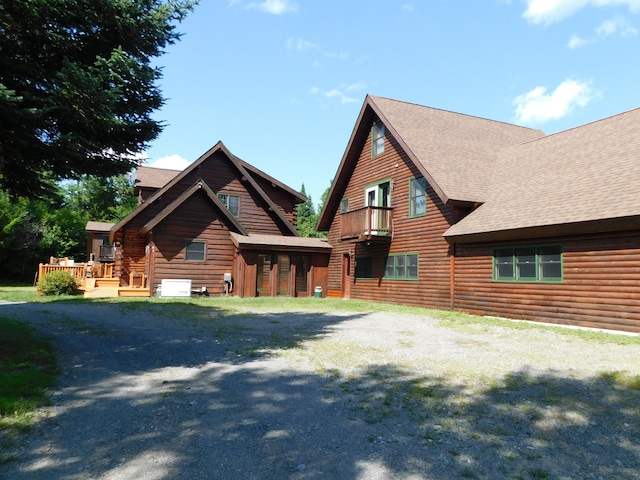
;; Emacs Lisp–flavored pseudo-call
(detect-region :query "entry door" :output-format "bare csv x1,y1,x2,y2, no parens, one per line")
342,253,351,299
276,254,291,296
365,186,378,233
257,254,272,296
365,182,390,233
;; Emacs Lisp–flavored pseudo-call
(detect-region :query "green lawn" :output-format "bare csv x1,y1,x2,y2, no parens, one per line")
0,315,58,463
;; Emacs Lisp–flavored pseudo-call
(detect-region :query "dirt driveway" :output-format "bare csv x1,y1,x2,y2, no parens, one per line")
0,299,638,480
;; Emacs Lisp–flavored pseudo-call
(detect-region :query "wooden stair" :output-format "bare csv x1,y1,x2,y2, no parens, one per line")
82,278,150,298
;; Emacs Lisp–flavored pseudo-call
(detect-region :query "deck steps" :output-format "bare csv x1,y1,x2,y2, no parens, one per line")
82,277,150,298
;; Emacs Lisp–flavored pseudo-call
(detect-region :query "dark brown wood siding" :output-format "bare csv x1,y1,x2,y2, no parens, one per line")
150,192,235,294
251,175,299,226
326,121,455,308
114,149,304,287
453,230,640,333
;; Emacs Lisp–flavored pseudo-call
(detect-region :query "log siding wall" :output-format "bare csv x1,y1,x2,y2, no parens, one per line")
151,194,236,294
114,150,304,291
453,230,640,333
326,122,455,308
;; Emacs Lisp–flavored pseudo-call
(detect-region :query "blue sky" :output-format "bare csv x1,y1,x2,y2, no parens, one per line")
144,0,640,207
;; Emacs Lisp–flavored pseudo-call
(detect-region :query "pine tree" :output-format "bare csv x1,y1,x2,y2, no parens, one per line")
0,0,196,198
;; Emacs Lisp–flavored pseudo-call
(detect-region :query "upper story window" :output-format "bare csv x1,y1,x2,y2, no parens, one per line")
185,240,206,262
340,198,349,213
494,245,562,283
218,193,240,217
410,177,427,217
372,122,385,157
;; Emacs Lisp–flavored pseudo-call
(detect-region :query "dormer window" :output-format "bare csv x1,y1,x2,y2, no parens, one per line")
372,122,385,157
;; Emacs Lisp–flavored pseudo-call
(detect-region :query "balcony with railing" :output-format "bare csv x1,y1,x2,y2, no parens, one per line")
340,206,393,241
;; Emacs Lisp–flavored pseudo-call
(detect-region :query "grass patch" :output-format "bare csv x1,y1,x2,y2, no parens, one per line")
0,316,58,457
599,371,640,390
0,286,638,347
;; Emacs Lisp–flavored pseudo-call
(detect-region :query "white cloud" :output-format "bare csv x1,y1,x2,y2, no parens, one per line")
567,15,637,48
513,79,595,124
568,33,590,47
229,0,297,15
286,37,348,60
523,0,640,25
286,37,318,52
146,154,191,171
310,83,366,104
595,15,638,35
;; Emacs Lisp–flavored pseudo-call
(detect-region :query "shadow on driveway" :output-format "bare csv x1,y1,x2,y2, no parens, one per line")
0,300,638,479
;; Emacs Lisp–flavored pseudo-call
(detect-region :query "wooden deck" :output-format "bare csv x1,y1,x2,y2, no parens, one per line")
82,277,150,298
38,262,150,298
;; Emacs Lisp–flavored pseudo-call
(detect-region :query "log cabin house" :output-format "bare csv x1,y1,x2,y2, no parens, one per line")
317,95,640,333
87,142,330,298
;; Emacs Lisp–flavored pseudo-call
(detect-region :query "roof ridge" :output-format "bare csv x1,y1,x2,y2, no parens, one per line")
519,105,640,146
369,94,543,134
138,165,183,172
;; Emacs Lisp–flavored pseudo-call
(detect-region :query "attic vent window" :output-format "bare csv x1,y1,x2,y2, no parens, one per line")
372,122,385,157
218,193,240,217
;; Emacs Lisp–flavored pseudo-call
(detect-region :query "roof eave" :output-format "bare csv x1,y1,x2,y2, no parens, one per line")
444,215,640,244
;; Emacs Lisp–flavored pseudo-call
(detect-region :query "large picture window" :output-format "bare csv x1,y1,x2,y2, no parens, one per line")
384,254,419,280
410,177,427,217
494,245,562,282
185,240,206,262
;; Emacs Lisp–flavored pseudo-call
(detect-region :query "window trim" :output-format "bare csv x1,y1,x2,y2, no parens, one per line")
185,240,206,262
364,178,392,207
371,121,385,157
493,244,563,283
218,193,240,217
384,253,419,280
409,176,427,218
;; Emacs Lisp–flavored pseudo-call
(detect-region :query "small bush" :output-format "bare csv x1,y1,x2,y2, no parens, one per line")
36,271,79,296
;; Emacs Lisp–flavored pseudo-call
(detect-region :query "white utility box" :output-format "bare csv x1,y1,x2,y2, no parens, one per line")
160,279,192,297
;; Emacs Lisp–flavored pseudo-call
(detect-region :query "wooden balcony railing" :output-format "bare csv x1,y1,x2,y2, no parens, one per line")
340,206,393,240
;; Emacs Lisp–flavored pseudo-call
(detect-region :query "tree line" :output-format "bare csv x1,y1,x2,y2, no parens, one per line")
0,0,329,283
0,176,329,283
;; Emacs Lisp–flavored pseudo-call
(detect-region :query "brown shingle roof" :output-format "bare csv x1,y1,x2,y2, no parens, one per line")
230,232,331,251
445,107,640,241
369,96,545,203
85,221,115,232
135,166,181,189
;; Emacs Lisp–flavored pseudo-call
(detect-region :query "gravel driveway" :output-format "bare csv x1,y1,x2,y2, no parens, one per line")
0,299,638,480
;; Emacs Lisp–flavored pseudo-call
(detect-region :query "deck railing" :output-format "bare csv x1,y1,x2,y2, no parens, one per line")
37,262,114,285
340,206,393,240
